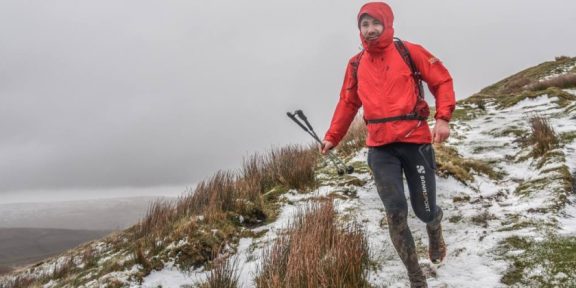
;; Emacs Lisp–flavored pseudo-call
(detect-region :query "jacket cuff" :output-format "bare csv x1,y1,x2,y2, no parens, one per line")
434,115,451,122
324,135,340,148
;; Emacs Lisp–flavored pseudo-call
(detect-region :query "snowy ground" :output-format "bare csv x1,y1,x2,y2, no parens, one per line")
137,91,576,288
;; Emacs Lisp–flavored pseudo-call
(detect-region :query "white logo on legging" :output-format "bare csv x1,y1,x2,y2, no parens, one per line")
418,164,431,212
417,165,426,174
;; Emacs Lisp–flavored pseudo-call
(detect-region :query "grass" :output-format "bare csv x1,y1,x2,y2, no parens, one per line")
470,211,497,228
336,114,367,157
462,56,576,112
477,56,576,97
559,131,576,144
527,114,559,157
199,253,239,288
255,201,370,288
527,73,576,91
434,144,504,184
3,144,322,288
499,236,576,287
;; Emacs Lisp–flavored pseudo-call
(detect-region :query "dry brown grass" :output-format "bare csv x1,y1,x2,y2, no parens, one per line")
266,145,318,191
434,144,503,183
337,114,367,156
555,55,571,62
201,255,239,288
528,114,559,157
133,242,152,273
527,74,576,91
137,199,176,238
256,201,369,288
500,76,532,94
191,171,238,222
133,144,318,247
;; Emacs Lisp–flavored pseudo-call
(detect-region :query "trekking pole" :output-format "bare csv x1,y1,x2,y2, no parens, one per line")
286,110,354,176
287,111,346,175
293,110,353,171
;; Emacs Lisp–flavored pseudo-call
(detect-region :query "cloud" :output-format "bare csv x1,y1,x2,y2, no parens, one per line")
1,0,574,192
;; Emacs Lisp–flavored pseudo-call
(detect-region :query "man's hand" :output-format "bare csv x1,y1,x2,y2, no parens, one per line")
432,119,450,143
320,140,335,155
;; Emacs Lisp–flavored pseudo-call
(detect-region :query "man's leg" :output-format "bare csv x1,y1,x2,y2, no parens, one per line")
368,145,427,287
400,143,446,264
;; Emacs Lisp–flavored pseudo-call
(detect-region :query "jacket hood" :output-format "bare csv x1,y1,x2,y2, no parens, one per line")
357,2,395,54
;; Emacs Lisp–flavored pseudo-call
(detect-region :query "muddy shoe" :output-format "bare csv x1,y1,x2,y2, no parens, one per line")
408,270,428,288
427,209,447,264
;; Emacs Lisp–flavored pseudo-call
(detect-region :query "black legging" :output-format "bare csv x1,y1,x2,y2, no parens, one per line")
368,142,442,281
367,142,439,223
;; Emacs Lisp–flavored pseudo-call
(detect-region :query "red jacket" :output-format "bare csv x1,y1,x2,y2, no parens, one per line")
324,2,455,147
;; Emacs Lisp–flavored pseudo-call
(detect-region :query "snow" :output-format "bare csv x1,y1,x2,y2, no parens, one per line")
139,262,201,288
3,86,576,288
540,63,576,81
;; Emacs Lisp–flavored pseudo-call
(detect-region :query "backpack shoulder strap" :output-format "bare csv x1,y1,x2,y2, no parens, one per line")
393,38,425,100
350,50,365,85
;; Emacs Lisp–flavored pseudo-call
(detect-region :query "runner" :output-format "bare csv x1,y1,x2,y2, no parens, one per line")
321,2,456,287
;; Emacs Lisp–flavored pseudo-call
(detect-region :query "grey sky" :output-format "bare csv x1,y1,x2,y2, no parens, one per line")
1,1,575,196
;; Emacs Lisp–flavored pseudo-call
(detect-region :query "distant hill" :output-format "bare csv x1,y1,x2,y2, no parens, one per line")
0,196,175,230
0,228,112,274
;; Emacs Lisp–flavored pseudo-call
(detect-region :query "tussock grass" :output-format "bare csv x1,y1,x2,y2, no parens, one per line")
200,255,239,288
137,199,175,239
266,145,318,191
527,114,559,157
555,55,571,62
124,145,319,277
256,201,370,288
527,73,576,91
136,144,318,238
434,144,504,183
500,76,531,94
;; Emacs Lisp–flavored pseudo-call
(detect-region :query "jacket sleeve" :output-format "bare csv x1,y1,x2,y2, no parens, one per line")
324,58,362,146
408,43,456,122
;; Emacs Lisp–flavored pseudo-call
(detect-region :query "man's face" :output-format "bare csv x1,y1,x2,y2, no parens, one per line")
359,15,384,42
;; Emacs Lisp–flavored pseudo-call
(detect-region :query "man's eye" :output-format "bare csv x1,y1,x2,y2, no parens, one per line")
373,21,381,25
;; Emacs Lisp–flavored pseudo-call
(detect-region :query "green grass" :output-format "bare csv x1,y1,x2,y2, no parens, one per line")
434,144,505,184
560,131,576,144
499,236,576,287
460,57,576,113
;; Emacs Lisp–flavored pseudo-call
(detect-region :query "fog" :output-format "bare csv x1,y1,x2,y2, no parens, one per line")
1,0,575,201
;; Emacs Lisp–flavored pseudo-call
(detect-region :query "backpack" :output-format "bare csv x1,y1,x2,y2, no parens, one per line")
351,37,430,124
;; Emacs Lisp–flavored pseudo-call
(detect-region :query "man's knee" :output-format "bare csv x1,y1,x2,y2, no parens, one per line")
386,209,408,226
416,206,442,224
416,212,435,223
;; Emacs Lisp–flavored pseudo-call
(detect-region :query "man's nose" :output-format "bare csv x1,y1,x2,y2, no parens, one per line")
368,24,378,34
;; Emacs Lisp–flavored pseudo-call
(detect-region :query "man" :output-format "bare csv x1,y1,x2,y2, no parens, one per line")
321,2,455,287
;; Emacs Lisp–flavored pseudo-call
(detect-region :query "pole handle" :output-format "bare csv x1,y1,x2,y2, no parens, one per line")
286,112,310,133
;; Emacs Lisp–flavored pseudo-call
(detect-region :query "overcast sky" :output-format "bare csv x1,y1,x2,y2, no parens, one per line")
1,0,575,201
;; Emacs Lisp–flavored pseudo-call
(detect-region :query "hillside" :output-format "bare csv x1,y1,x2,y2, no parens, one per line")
0,228,112,274
1,56,575,288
